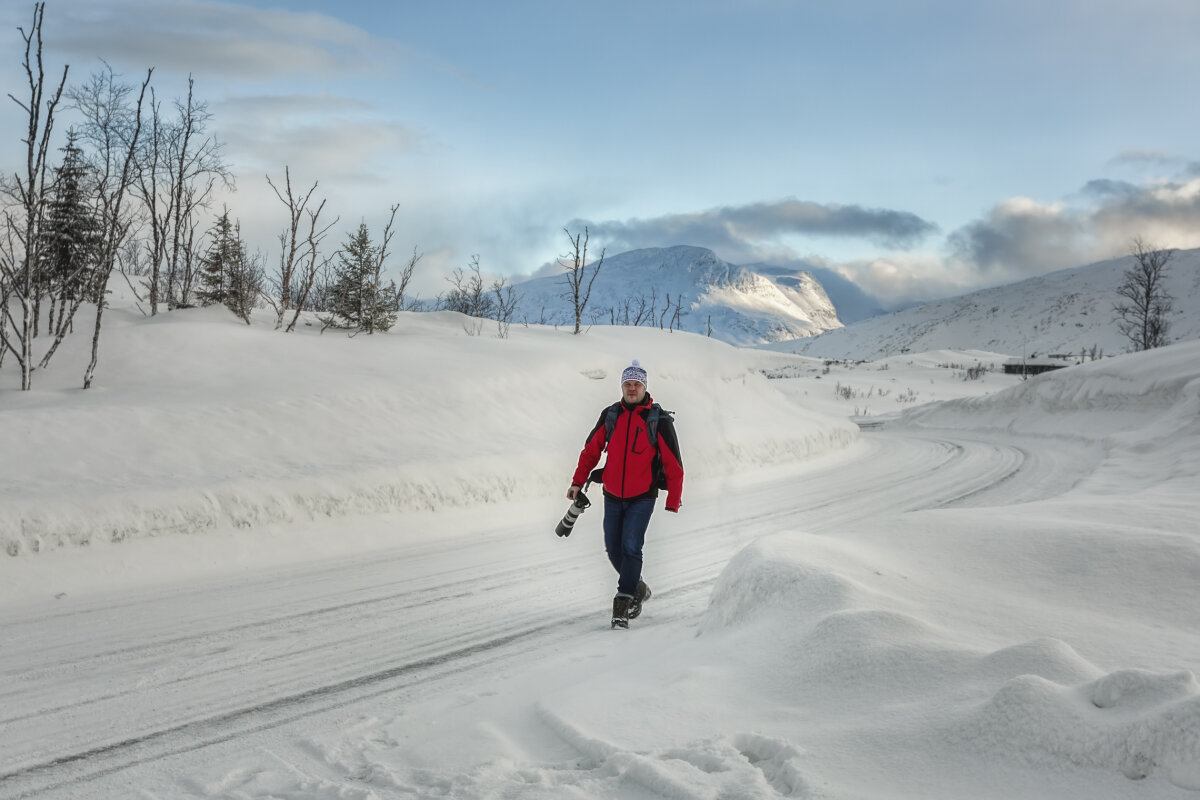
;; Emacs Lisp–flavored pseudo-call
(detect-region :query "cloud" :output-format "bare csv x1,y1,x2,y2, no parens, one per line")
948,175,1200,283
573,199,939,263
213,94,422,181
947,197,1085,276
1107,149,1182,169
777,168,1200,310
45,0,402,80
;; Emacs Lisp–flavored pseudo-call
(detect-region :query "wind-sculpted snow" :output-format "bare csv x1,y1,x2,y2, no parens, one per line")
963,669,1200,787
691,523,1200,793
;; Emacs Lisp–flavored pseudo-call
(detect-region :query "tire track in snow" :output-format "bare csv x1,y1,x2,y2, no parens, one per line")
0,429,1063,799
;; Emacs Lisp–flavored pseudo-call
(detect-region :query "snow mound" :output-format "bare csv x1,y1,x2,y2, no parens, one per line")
697,537,868,634
960,669,1200,787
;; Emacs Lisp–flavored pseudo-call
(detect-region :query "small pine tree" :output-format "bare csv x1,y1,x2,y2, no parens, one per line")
196,208,260,323
326,222,400,333
196,209,240,307
327,223,373,329
37,131,101,332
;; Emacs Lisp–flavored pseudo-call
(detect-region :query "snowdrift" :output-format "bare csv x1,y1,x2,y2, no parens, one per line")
0,305,855,555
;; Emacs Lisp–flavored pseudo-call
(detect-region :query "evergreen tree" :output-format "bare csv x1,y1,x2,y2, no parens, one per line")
36,131,100,334
328,223,373,328
327,222,400,333
196,208,261,323
196,209,242,307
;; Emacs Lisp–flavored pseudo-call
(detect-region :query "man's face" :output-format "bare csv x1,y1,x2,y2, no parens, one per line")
622,380,646,404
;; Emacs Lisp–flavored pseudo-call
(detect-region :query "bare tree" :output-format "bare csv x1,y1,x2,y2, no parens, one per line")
266,166,335,331
36,64,156,382
394,245,422,311
1114,237,1175,352
0,2,68,390
288,221,336,329
558,226,604,335
81,70,151,388
361,204,400,335
492,276,519,338
443,254,495,324
131,75,229,314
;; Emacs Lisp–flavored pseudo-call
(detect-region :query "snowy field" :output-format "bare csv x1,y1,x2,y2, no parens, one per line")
2,300,1199,799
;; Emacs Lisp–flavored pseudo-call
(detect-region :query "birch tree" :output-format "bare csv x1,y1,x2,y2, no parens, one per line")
558,226,604,335
266,166,336,331
133,76,230,314
0,2,67,390
1114,237,1175,352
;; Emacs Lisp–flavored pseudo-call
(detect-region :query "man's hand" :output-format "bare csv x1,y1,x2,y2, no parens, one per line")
567,484,581,500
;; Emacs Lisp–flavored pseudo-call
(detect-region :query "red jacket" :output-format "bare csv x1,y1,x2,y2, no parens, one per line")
572,395,684,511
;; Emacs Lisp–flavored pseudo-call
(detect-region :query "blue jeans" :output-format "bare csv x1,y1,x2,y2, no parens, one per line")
603,496,655,597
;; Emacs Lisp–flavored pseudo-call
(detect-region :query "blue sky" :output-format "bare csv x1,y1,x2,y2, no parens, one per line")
5,0,1200,307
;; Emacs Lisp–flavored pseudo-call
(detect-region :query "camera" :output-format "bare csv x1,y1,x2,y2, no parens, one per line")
555,490,591,537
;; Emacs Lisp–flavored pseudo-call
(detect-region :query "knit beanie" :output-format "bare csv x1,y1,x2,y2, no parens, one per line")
621,359,648,388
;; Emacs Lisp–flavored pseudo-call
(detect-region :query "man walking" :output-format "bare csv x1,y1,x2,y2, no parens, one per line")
568,360,683,628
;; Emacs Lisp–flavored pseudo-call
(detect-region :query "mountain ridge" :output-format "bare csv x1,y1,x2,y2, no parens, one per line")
764,248,1200,360
514,245,843,346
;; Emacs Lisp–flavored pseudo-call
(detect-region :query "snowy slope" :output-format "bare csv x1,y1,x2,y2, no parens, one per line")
0,301,853,556
2,294,1199,799
514,245,843,346
769,248,1200,360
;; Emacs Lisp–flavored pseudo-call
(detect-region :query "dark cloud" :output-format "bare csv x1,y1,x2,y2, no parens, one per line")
571,199,938,264
947,199,1084,275
1089,178,1200,234
720,200,939,248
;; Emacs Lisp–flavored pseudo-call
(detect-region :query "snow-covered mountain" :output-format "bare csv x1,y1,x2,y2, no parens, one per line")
515,245,842,346
768,248,1200,360
750,261,886,324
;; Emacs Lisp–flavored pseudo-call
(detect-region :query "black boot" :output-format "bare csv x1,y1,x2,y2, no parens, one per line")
628,580,652,619
611,594,632,629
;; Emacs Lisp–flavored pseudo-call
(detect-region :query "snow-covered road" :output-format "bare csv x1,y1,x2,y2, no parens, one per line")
0,426,1079,799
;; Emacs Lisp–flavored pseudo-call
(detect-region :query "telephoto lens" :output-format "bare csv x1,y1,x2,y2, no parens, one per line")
555,491,591,537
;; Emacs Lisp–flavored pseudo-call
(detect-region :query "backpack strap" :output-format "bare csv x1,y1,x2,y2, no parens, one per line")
603,402,622,446
605,401,671,447
645,403,661,444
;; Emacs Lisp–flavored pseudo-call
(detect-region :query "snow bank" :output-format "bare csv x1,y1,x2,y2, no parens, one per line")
899,340,1200,439
0,306,855,555
898,339,1200,493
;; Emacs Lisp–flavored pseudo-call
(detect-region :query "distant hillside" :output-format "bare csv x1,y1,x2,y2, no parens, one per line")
514,245,842,346
764,249,1200,361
